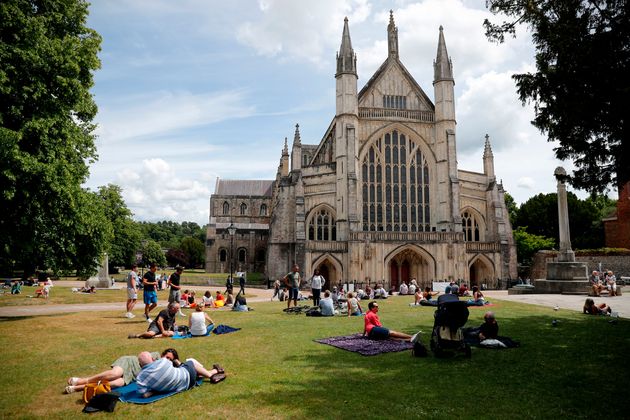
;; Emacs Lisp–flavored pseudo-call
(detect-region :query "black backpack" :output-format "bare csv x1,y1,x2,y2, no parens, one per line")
412,341,428,357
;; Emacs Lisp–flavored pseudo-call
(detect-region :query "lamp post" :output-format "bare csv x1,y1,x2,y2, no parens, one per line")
227,223,237,286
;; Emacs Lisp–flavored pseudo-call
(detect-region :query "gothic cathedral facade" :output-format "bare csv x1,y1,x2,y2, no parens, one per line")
206,14,517,290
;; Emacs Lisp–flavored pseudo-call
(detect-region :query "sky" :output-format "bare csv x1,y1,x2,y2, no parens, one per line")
85,0,585,226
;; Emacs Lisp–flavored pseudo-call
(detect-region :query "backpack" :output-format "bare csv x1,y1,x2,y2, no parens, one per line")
412,341,428,357
82,380,111,404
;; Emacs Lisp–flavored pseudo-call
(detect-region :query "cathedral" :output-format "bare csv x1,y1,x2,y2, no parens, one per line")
205,13,517,290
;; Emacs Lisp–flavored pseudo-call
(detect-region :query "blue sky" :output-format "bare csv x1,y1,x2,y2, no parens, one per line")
85,0,581,225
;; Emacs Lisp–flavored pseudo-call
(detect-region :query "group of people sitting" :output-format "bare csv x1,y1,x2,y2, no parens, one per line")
64,347,226,397
180,288,249,312
590,270,618,297
409,284,487,307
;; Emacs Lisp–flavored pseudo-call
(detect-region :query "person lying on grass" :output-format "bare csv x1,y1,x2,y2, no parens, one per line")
65,348,180,394
128,302,179,339
583,298,612,315
136,351,225,397
364,301,419,342
464,311,499,341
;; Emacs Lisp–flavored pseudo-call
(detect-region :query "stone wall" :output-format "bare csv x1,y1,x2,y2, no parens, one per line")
530,250,630,279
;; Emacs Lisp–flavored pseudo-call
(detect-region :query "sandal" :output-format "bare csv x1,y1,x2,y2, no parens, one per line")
64,385,77,394
67,377,79,386
212,364,224,374
210,373,226,384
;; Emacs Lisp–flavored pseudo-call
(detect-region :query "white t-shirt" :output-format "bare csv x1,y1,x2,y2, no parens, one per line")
189,312,207,336
311,275,325,290
319,297,335,316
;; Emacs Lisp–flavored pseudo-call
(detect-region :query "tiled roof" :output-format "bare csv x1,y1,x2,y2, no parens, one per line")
215,179,274,197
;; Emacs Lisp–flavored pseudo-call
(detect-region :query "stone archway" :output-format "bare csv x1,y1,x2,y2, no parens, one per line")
469,255,495,288
385,246,435,290
312,254,342,290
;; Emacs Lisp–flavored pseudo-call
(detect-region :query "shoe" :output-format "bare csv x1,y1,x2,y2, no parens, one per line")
212,364,224,374
64,385,77,394
410,331,422,343
128,313,135,318
67,377,79,386
210,372,226,384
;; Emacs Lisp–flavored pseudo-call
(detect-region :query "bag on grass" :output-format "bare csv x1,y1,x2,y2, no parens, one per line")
412,341,428,357
82,380,111,404
82,392,119,413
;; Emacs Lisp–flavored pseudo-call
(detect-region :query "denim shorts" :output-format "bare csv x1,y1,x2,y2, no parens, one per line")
369,326,390,340
289,287,299,300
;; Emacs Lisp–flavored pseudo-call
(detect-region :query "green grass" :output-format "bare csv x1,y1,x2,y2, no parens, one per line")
1,296,628,419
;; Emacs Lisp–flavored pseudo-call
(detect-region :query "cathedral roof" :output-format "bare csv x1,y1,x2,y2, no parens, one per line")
215,179,274,197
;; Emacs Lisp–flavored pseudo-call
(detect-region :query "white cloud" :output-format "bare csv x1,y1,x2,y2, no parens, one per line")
517,177,535,189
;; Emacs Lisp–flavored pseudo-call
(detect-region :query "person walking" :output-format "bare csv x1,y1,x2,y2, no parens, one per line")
125,265,139,318
142,263,158,322
239,275,246,295
168,266,185,317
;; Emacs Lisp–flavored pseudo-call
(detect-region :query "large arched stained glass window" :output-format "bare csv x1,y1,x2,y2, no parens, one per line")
308,208,336,241
461,211,480,241
362,130,430,232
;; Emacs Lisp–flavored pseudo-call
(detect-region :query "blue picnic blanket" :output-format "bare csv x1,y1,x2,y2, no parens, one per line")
116,379,203,404
172,324,240,340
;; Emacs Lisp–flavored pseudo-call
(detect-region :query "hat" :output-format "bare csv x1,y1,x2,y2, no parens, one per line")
82,392,120,413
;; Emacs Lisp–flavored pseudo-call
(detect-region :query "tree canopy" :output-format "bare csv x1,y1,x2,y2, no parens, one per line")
0,0,104,276
98,185,141,269
485,0,630,193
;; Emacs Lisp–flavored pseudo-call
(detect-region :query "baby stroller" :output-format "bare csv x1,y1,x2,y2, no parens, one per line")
430,294,471,358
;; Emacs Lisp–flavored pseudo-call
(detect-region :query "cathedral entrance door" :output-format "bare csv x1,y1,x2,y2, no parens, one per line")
317,263,331,290
390,262,399,289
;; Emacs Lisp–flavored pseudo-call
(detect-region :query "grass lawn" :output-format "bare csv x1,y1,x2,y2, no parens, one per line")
1,296,628,419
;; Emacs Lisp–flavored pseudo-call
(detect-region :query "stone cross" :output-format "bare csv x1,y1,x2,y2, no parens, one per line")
554,167,575,262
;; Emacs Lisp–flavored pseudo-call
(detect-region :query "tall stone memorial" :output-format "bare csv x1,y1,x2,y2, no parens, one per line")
85,253,113,289
535,167,589,293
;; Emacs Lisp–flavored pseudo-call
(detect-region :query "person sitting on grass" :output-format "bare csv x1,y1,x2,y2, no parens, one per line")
65,348,180,394
583,298,612,315
128,302,179,339
319,290,335,316
180,290,190,307
189,304,215,336
467,286,488,306
364,301,417,342
465,311,499,341
11,281,21,295
202,290,214,307
409,287,424,306
346,291,363,316
233,291,249,312
214,291,226,308
35,283,50,299
136,351,225,398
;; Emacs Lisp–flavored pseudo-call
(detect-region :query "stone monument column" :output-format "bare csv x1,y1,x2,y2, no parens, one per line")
86,253,113,289
555,167,575,262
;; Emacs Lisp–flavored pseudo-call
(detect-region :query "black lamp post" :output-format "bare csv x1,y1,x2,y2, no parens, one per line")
227,223,237,285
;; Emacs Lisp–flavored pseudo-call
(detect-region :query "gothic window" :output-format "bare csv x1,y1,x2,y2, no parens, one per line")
238,248,246,263
361,130,430,231
222,202,229,215
303,154,309,166
308,207,336,241
240,203,247,215
259,204,267,216
219,249,227,262
382,95,407,109
461,211,480,242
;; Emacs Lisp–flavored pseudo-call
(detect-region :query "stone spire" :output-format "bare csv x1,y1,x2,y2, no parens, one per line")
433,25,453,82
293,123,301,146
483,134,495,179
291,124,302,172
336,17,357,77
280,137,289,177
387,10,399,59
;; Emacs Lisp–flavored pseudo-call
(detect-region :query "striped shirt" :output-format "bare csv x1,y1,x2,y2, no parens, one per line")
136,358,190,395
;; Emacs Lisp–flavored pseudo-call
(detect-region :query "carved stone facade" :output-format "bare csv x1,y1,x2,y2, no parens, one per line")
206,14,518,289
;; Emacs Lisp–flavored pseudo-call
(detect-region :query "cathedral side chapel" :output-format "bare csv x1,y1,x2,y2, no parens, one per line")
205,13,517,290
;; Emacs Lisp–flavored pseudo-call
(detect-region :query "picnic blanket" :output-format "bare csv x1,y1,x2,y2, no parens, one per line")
172,324,239,340
315,333,413,356
116,378,203,404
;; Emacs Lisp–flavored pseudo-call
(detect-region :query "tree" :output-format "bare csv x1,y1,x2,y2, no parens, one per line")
98,185,141,269
514,192,604,249
165,248,188,268
513,227,556,264
180,237,205,268
0,0,105,277
484,0,630,194
140,240,167,268
504,192,519,225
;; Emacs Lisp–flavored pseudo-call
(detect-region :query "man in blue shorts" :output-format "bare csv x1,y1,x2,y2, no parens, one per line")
143,263,158,322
